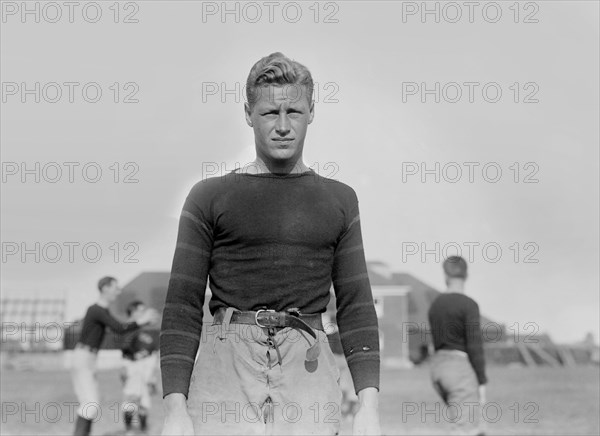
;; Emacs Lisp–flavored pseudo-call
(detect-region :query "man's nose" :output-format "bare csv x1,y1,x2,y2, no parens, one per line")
275,114,291,136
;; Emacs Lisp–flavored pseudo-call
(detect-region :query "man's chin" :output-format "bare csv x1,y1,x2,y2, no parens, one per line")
268,150,298,161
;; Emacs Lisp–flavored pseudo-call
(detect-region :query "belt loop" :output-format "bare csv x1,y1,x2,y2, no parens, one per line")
222,307,235,332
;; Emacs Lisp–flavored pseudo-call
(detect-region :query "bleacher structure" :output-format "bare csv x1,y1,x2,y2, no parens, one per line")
0,293,67,352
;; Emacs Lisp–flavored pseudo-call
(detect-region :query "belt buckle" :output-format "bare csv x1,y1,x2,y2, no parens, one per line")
255,309,276,328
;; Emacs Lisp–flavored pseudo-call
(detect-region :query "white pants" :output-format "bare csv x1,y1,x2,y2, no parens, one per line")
71,348,101,421
122,353,158,411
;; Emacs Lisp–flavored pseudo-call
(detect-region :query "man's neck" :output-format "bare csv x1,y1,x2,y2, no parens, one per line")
446,279,466,293
96,298,109,308
248,157,309,175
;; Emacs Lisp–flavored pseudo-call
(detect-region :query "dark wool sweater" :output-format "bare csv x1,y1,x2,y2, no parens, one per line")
78,304,139,350
428,292,488,384
160,170,380,397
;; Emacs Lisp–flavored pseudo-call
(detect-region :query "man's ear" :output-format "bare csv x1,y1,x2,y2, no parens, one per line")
245,102,253,127
308,100,315,124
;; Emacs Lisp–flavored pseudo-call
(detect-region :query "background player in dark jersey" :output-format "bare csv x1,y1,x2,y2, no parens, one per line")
161,52,380,435
428,256,487,435
121,301,159,435
71,276,158,436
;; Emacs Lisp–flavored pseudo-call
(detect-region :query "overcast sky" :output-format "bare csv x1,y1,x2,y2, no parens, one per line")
1,1,598,344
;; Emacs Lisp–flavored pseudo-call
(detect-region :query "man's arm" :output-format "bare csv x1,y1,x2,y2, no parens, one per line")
464,301,487,385
331,191,380,395
331,190,380,435
160,183,213,399
94,306,139,334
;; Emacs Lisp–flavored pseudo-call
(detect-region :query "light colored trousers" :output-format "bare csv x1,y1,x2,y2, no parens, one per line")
430,350,483,436
187,322,343,435
122,353,158,411
71,348,101,421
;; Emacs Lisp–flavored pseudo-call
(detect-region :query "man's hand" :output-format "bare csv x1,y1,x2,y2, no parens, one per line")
162,393,194,436
137,308,160,326
353,387,381,435
478,384,486,404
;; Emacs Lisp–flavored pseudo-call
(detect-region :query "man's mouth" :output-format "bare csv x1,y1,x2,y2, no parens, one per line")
272,138,294,142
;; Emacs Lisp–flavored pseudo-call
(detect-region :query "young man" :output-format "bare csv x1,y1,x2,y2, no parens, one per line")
121,301,160,434
71,277,157,436
428,256,487,436
160,53,380,435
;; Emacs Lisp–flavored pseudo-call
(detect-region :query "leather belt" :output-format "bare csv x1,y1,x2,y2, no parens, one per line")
213,308,323,339
213,307,322,363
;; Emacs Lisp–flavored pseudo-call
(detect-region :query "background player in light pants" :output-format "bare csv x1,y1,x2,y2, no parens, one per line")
71,276,158,436
121,301,160,434
428,257,488,436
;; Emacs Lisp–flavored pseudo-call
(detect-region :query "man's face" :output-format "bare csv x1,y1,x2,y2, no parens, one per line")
102,280,121,302
245,84,314,167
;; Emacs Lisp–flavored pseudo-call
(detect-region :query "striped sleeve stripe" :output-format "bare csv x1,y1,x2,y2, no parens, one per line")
347,350,380,357
164,302,203,315
160,329,201,341
161,354,196,364
176,242,211,257
333,272,369,286
346,214,360,231
346,350,380,362
336,244,363,256
181,210,211,234
339,325,380,339
170,273,207,286
345,301,377,311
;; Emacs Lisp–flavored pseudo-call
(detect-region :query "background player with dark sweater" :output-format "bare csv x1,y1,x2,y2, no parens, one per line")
160,52,380,435
428,256,487,436
71,277,158,436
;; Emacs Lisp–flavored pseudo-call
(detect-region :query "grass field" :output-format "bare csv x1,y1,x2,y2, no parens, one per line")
1,364,598,435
